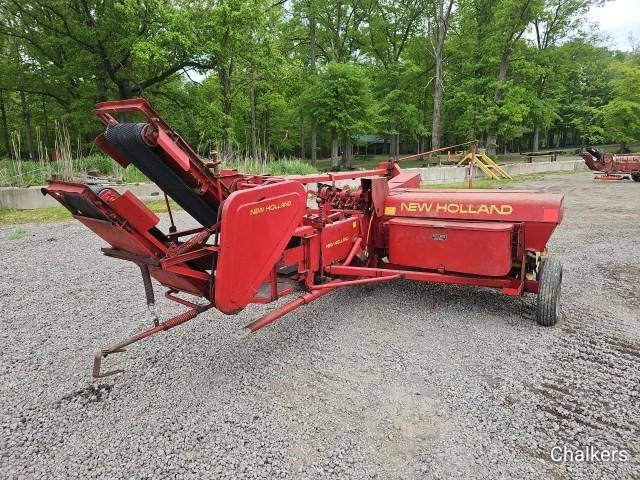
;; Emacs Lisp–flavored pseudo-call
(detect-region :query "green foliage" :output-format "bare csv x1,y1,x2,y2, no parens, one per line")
0,0,636,166
599,60,640,145
300,62,376,138
254,159,318,176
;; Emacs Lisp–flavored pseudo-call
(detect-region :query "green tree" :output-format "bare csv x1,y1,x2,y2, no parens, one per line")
191,0,273,160
484,0,543,154
529,0,598,151
365,0,426,157
0,0,211,101
600,59,640,151
428,0,455,150
554,39,613,148
300,62,375,169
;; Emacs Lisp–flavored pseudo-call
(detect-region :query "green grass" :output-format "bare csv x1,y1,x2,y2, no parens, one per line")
0,207,73,224
424,169,582,189
0,199,182,225
6,229,27,240
145,200,182,213
225,158,318,175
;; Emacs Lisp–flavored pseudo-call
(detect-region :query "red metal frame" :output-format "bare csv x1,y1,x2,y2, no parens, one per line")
582,149,640,180
42,99,565,377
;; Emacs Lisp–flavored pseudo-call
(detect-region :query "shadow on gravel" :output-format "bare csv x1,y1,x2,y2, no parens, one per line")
56,383,114,406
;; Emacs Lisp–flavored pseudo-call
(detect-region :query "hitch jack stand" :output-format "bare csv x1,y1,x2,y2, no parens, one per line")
93,294,212,379
140,264,159,327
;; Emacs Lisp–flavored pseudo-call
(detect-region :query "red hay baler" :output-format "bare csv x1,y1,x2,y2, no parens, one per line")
43,99,565,378
582,147,640,181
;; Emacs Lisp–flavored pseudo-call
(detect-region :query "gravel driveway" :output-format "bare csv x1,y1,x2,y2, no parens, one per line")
1,171,638,479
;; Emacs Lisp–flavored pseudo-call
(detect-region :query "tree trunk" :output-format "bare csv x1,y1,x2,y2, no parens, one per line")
486,50,510,156
431,30,446,150
309,14,317,165
311,122,317,165
390,135,396,159
432,0,454,149
41,96,50,151
19,90,35,160
250,86,258,161
346,137,353,169
330,128,339,170
116,55,133,100
431,50,443,150
309,14,316,70
96,75,108,102
0,90,10,156
265,110,271,160
115,79,134,123
395,132,400,158
219,67,233,160
532,124,540,153
299,117,305,159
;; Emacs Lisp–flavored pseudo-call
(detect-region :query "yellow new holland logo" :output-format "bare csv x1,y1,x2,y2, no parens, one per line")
399,202,513,215
326,236,350,249
250,200,292,215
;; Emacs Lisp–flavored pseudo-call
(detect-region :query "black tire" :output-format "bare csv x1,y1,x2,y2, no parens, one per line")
536,256,562,327
631,173,640,182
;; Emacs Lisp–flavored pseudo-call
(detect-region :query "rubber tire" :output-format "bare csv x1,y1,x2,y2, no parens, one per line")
536,256,562,326
631,173,640,182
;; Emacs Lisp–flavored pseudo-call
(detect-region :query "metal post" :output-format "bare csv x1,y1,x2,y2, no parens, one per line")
468,142,477,189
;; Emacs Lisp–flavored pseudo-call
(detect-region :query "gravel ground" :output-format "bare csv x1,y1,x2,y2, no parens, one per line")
1,171,638,479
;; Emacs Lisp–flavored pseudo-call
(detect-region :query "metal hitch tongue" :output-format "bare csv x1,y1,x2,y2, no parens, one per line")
92,291,212,379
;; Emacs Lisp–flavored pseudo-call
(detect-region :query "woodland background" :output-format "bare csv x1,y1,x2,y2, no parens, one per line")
1,0,639,171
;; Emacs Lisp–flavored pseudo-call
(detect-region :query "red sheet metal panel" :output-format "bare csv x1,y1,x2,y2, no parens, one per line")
388,218,514,277
155,128,191,171
77,216,158,257
320,217,360,266
384,189,564,224
102,190,159,233
388,172,421,189
214,181,306,314
384,189,563,253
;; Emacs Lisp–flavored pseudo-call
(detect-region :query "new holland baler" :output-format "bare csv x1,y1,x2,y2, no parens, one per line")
43,99,565,378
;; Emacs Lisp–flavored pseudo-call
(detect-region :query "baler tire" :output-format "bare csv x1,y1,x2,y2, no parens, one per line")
631,173,640,182
536,256,562,327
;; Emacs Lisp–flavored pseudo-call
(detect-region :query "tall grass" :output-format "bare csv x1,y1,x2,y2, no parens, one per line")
225,157,317,175
10,132,24,187
1,120,317,187
0,151,317,187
